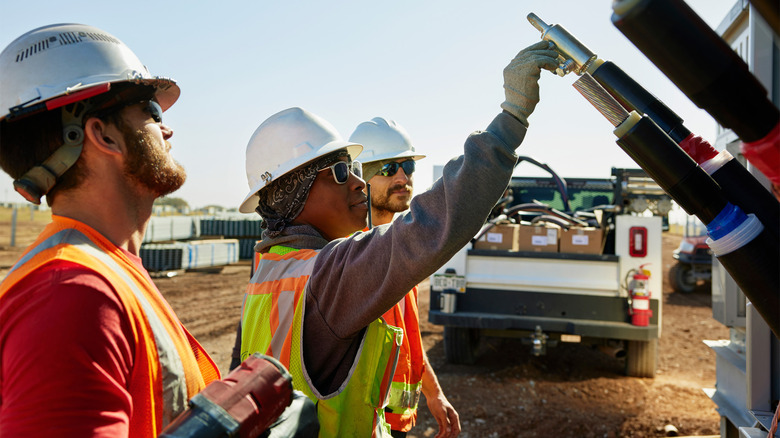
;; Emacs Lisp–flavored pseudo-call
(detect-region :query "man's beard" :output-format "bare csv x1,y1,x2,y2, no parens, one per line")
372,183,412,214
122,127,186,197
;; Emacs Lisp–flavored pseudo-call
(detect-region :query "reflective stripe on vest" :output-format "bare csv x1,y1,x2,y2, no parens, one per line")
387,380,422,410
1,218,219,435
241,246,402,438
381,286,424,431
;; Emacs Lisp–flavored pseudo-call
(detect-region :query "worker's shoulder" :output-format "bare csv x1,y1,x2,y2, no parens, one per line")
6,260,121,304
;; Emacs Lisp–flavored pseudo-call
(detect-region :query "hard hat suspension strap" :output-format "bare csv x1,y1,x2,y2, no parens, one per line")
12,102,88,204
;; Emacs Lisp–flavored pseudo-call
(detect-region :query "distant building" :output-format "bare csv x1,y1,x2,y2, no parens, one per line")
196,205,227,215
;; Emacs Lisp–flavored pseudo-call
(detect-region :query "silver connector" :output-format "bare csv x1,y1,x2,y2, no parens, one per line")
527,12,598,77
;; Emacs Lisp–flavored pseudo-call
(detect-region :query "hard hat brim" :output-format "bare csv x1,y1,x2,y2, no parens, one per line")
360,151,426,164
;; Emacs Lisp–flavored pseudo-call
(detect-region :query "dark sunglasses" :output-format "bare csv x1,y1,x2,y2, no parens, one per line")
319,160,363,184
142,100,163,123
92,100,163,124
379,159,415,177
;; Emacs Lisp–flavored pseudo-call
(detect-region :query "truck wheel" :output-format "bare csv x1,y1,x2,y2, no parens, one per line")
443,326,479,365
625,339,657,378
669,263,697,293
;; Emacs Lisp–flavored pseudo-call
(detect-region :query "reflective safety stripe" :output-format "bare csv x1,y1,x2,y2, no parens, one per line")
269,287,296,359
69,233,189,424
387,381,422,411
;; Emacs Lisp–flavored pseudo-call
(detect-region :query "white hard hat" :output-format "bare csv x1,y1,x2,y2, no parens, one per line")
0,23,180,122
239,107,363,213
348,117,425,164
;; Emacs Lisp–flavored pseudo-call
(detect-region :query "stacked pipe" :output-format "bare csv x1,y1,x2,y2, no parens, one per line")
527,12,780,338
143,216,201,243
140,243,187,272
187,239,240,269
140,239,240,271
200,218,263,238
200,217,263,260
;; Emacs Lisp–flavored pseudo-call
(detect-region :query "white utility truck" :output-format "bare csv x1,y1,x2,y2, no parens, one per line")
429,161,672,377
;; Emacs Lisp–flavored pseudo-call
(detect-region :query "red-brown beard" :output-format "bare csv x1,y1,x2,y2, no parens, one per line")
372,183,412,214
121,126,186,197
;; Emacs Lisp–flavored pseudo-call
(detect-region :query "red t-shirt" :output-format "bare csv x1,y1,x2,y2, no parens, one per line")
0,255,142,436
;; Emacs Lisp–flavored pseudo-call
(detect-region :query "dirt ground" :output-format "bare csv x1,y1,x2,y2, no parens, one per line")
1,213,727,437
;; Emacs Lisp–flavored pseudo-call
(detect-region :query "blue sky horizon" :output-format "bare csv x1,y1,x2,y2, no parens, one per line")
1,1,739,210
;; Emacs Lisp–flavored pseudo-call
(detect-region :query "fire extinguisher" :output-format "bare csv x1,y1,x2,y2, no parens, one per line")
627,264,652,326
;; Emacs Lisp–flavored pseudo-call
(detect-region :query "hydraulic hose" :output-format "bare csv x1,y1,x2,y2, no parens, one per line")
611,0,780,144
530,214,572,230
505,203,590,227
516,156,571,212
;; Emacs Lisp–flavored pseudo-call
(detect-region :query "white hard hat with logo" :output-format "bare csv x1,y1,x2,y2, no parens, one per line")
0,23,179,122
239,107,363,213
348,117,425,164
0,23,180,204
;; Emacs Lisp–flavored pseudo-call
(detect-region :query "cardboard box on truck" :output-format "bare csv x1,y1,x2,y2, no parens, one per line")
559,226,605,254
517,224,559,253
474,224,520,251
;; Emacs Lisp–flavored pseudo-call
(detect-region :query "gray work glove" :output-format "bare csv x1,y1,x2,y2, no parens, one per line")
500,41,560,126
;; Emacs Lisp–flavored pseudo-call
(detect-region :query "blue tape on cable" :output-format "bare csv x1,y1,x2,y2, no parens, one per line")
706,203,748,240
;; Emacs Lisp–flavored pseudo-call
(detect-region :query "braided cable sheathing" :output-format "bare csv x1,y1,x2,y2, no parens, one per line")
573,73,629,127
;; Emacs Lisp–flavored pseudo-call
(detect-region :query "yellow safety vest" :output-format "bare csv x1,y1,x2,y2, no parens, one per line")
0,216,220,436
240,245,402,438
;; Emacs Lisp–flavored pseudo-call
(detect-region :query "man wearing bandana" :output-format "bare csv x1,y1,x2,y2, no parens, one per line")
237,41,559,438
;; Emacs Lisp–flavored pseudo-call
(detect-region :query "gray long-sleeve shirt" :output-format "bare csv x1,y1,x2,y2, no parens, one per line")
254,111,528,394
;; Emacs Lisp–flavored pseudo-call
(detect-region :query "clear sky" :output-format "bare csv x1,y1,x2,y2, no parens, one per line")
0,0,738,210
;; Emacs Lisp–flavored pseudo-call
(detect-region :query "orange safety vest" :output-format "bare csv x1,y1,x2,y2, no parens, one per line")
382,286,425,432
0,216,220,436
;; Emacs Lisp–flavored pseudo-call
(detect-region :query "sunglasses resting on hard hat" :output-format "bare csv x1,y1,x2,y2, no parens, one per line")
319,160,363,184
379,159,415,177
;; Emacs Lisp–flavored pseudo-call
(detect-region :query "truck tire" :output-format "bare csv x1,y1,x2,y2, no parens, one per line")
625,339,657,378
443,326,479,365
669,263,697,293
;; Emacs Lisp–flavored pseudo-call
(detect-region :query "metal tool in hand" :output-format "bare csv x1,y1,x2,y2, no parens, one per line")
527,13,597,77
